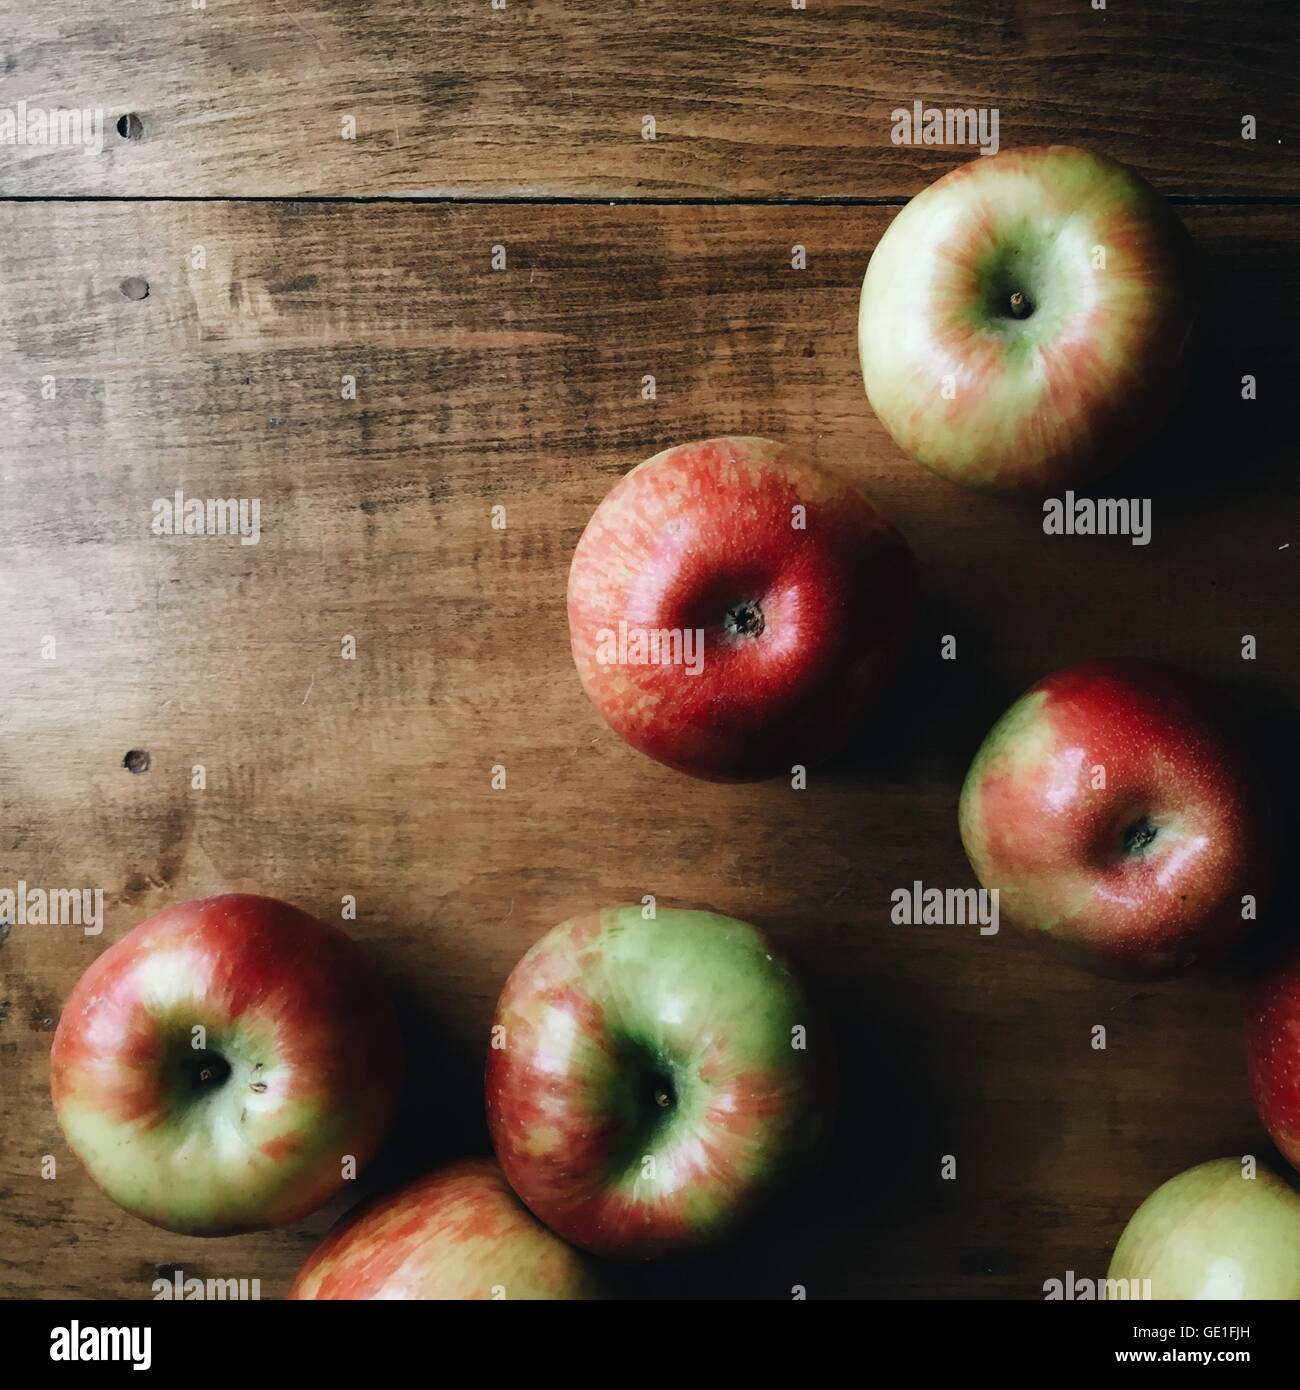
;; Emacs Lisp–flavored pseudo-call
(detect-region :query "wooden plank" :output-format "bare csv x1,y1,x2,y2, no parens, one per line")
1,0,1296,198
1,200,1296,1297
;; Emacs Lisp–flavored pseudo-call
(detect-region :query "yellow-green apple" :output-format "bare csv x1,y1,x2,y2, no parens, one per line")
958,659,1270,978
485,906,834,1258
1109,1159,1300,1298
50,893,401,1235
567,436,914,781
1247,948,1300,1174
289,1158,607,1300
859,146,1198,492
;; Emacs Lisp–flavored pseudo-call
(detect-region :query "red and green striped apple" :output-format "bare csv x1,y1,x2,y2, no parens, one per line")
50,894,401,1235
859,146,1198,492
959,659,1269,978
289,1158,607,1300
485,906,834,1258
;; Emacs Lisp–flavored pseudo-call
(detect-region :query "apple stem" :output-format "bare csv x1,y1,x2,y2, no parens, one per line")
190,1053,231,1089
1009,291,1030,319
1123,817,1159,855
723,599,765,639
650,1072,676,1110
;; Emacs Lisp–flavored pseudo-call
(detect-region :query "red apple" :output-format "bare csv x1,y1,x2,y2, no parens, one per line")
1248,951,1300,1175
289,1158,608,1300
485,906,834,1259
859,146,1198,492
567,435,915,781
958,659,1270,978
50,893,401,1235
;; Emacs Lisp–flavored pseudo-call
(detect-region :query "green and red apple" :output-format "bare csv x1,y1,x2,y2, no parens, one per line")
859,146,1198,492
485,906,834,1258
50,894,401,1235
1109,1159,1300,1298
568,435,915,781
289,1158,607,1300
959,659,1270,978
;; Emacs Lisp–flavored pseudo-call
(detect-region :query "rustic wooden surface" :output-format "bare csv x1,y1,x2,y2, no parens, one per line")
1,0,1297,1301
1,199,1296,1299
0,0,1296,198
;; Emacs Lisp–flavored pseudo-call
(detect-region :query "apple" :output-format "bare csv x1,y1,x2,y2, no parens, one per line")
485,906,834,1259
859,146,1198,492
567,435,915,781
289,1157,608,1300
958,659,1270,978
1246,948,1300,1175
50,893,401,1235
1108,1158,1300,1298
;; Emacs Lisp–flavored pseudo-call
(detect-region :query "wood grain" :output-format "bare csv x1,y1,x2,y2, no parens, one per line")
1,0,1296,198
1,199,1296,1298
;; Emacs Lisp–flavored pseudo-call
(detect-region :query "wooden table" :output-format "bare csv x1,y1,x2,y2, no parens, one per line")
1,1,1296,1300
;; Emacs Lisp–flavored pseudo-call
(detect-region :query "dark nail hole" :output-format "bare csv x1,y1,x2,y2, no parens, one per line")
123,749,151,774
116,113,144,141
0,922,10,944
120,277,150,301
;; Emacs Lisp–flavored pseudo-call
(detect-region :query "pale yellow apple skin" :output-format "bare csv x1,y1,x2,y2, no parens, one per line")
1109,1159,1300,1299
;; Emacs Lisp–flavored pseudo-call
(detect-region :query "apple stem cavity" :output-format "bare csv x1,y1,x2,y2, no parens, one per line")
722,599,765,639
1123,816,1159,855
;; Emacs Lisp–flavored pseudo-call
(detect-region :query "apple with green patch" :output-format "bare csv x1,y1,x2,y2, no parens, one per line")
959,659,1269,978
1109,1159,1300,1298
486,906,834,1258
859,146,1198,492
50,894,401,1235
289,1158,607,1300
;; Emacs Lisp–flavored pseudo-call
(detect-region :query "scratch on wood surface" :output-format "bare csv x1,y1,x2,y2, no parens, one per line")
825,872,855,906
268,0,323,48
